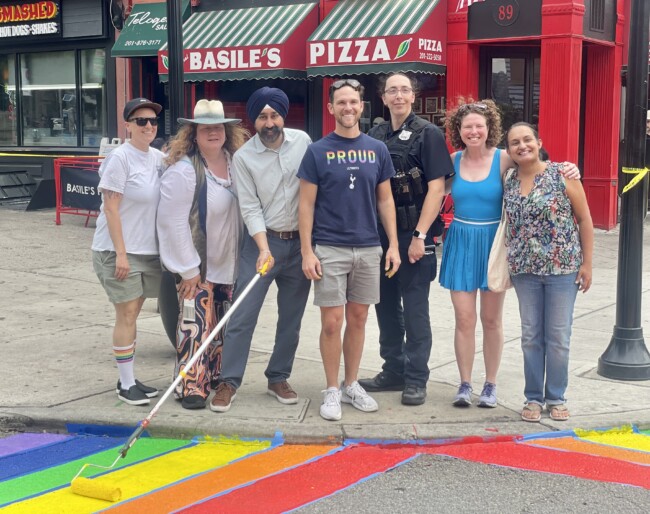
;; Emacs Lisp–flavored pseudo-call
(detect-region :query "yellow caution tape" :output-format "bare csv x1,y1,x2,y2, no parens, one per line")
621,167,649,194
0,152,90,158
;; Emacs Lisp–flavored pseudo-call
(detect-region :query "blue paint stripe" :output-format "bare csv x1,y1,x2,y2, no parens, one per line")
66,423,151,438
520,429,577,441
0,436,125,481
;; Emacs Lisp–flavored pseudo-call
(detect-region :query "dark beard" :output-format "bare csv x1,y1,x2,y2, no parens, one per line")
258,126,282,144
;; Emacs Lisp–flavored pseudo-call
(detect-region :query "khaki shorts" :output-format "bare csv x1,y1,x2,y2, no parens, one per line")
312,244,383,307
93,251,162,304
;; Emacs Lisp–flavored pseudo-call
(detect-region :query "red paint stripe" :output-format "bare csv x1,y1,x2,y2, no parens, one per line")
178,445,418,513
422,441,650,489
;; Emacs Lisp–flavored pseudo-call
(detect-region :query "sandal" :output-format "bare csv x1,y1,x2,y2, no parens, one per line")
548,404,570,421
521,403,542,422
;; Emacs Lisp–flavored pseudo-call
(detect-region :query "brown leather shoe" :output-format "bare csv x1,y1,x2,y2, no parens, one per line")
267,381,298,405
210,382,236,413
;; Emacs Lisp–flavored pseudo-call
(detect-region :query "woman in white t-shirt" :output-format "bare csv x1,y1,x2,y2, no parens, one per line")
91,98,164,407
157,99,248,410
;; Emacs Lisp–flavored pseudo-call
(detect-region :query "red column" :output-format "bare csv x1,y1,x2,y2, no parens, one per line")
446,43,480,109
582,45,621,229
537,36,583,163
446,6,479,112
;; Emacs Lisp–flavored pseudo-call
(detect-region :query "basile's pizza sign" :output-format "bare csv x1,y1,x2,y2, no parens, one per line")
308,35,444,67
159,46,286,74
0,1,60,38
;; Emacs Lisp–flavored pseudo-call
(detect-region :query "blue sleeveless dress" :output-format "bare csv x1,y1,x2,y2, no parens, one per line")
439,149,503,291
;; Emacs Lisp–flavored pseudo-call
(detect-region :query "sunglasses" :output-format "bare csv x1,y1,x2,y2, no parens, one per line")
457,103,487,114
329,79,362,94
129,117,158,127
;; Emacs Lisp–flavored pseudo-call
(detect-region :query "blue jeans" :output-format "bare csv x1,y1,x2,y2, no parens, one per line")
511,272,579,406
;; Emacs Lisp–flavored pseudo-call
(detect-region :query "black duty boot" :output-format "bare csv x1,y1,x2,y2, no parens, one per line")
358,371,405,392
401,385,427,406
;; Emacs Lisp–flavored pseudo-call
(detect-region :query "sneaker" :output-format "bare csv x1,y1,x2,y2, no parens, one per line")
341,381,379,412
210,382,236,413
358,371,405,392
453,382,473,407
478,382,497,408
117,385,150,406
401,385,427,406
320,387,342,421
181,394,206,410
116,379,158,398
267,381,299,405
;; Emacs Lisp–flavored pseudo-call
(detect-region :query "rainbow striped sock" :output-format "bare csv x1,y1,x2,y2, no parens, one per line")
114,342,135,390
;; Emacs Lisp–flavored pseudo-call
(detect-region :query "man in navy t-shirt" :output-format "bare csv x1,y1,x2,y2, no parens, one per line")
298,79,401,421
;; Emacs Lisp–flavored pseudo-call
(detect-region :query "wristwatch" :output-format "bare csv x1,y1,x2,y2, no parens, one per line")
413,230,426,240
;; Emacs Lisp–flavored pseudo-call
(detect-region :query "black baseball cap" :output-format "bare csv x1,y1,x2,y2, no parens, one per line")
123,97,162,121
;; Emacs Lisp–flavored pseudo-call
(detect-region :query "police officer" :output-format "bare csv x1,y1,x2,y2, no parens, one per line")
359,73,453,405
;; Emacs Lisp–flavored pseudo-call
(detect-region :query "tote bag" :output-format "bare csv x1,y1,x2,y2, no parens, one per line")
487,169,514,293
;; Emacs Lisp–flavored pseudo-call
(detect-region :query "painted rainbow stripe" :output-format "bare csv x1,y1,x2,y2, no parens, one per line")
1,425,649,513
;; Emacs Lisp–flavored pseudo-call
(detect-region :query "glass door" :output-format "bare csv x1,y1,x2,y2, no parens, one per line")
480,47,541,138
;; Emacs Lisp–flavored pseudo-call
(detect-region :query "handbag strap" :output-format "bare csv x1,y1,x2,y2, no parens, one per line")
500,168,515,222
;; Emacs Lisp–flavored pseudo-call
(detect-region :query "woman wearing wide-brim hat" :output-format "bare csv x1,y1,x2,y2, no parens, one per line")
157,99,250,410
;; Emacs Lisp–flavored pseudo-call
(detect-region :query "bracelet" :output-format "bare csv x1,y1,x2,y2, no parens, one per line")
260,249,271,254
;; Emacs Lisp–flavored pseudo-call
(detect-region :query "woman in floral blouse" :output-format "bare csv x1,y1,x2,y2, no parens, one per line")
503,122,593,423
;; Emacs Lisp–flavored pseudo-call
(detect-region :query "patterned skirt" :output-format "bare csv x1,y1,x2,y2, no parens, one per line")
173,282,233,400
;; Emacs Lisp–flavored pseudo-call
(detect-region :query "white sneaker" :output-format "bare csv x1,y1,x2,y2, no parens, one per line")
341,380,379,412
320,387,342,421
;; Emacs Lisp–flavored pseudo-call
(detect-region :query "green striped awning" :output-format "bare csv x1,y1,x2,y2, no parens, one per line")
307,0,446,77
112,1,191,58
159,2,318,81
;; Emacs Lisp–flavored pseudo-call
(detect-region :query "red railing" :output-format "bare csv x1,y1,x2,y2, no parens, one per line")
54,156,102,227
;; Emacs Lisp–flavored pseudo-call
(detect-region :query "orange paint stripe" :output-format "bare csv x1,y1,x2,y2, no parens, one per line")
106,444,337,514
527,438,650,465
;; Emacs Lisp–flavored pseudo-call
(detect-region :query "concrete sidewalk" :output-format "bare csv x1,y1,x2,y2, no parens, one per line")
1,206,649,442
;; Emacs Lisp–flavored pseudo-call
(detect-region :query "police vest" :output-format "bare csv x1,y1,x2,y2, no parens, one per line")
370,116,431,232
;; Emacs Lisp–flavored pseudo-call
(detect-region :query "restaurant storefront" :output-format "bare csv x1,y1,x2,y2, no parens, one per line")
111,0,640,228
447,0,624,229
0,0,116,200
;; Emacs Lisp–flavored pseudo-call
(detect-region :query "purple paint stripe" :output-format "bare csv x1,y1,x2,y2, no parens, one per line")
0,433,70,457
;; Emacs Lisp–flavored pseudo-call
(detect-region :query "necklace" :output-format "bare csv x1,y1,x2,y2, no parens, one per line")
201,153,237,199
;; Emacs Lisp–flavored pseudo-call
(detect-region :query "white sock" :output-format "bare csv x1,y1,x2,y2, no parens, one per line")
114,342,136,390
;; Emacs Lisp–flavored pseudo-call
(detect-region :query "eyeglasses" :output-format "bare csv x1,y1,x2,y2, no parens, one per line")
330,79,362,94
129,117,158,127
457,103,487,114
384,87,413,97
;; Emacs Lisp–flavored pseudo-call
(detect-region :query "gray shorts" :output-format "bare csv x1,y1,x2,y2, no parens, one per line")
92,251,162,304
312,244,383,307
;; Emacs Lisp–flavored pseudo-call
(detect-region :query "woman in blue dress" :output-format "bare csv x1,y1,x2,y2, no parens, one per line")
440,100,579,409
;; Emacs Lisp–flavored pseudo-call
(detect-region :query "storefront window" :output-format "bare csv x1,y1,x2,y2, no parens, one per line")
21,51,77,146
0,55,16,146
81,49,106,147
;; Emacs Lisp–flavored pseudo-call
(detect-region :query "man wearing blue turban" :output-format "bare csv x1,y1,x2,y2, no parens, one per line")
210,87,313,413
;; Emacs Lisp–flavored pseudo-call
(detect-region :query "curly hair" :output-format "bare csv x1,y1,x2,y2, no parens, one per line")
445,97,502,150
376,72,420,98
165,122,250,167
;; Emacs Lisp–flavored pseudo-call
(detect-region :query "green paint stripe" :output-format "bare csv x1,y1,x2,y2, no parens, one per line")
0,438,190,506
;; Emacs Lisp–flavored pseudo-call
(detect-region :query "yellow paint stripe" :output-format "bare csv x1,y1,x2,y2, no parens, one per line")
0,437,270,514
107,444,337,514
574,426,650,452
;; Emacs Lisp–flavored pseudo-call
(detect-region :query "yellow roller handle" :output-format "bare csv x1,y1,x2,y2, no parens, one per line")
258,255,272,275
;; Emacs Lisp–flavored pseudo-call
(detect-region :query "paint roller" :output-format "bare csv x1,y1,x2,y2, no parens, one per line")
70,259,272,502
